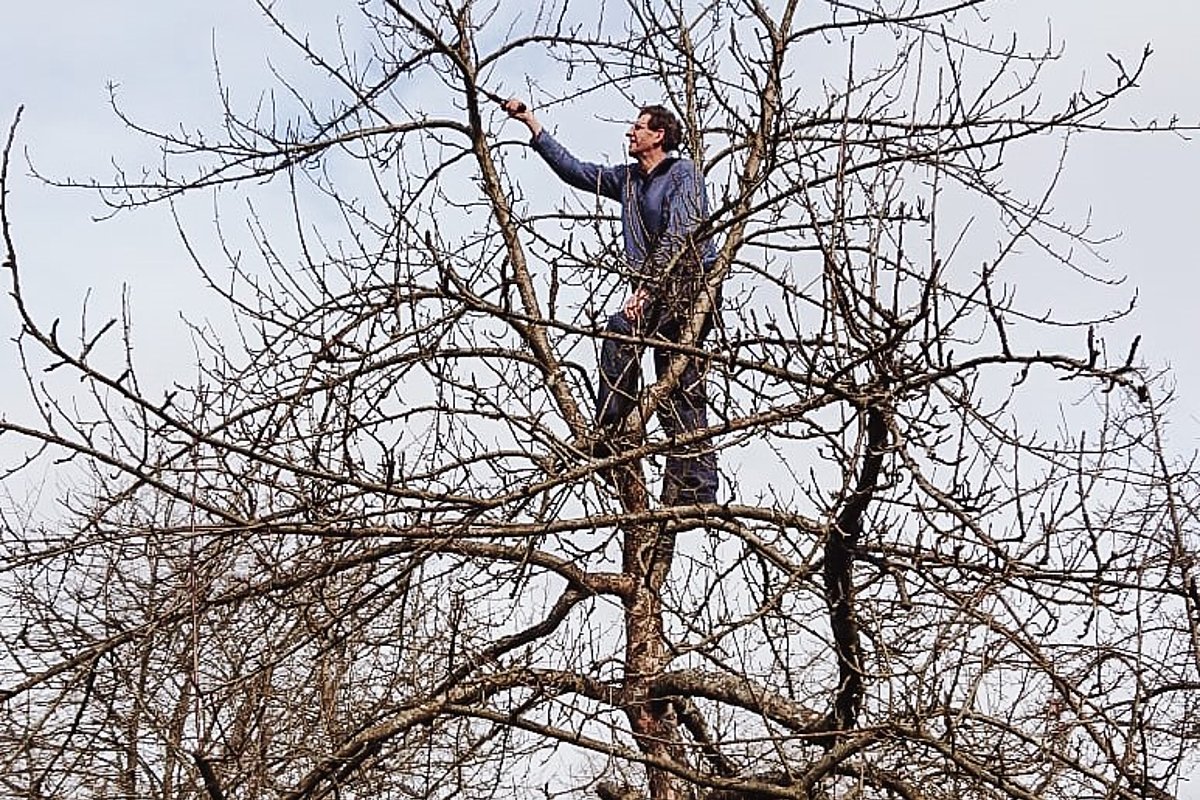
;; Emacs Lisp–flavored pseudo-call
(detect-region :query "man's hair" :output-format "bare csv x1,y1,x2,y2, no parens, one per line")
639,104,683,153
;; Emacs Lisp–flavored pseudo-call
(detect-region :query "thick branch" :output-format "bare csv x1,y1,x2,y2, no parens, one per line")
823,403,888,732
653,670,822,732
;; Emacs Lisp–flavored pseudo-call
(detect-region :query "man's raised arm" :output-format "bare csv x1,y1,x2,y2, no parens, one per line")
504,98,624,201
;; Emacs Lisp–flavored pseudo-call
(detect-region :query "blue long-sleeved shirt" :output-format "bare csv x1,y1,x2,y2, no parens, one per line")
530,130,717,301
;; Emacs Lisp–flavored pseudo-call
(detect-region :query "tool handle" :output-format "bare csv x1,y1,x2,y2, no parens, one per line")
481,89,526,114
498,96,527,114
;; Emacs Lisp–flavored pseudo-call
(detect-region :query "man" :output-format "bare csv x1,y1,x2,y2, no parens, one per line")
504,98,719,505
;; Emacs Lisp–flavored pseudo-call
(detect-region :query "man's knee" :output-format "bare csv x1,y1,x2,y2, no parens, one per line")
658,403,708,437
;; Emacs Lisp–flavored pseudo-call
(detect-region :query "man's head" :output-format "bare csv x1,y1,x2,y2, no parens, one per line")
627,104,683,160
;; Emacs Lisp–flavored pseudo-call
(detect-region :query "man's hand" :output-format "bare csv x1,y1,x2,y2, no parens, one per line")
623,287,650,323
503,98,542,137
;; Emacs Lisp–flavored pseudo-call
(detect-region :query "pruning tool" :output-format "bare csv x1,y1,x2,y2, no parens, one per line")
478,88,526,114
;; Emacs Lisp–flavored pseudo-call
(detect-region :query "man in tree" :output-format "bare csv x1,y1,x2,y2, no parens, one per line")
504,98,720,505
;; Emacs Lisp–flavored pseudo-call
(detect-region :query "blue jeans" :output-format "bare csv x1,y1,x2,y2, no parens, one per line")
596,307,718,503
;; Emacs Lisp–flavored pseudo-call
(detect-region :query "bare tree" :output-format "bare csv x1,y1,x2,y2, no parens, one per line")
2,1,1198,799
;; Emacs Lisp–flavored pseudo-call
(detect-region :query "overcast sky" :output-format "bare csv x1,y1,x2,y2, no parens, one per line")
1,1,1197,448
0,2,1197,792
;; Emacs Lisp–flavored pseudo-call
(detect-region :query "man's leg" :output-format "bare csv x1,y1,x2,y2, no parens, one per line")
596,310,642,428
653,314,718,504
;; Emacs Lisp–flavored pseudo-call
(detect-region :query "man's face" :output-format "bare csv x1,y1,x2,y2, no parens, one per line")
627,114,665,158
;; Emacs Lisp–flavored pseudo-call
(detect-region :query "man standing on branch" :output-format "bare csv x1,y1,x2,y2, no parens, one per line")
503,97,720,505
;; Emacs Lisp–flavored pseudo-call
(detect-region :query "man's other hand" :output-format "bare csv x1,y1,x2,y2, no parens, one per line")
623,287,650,322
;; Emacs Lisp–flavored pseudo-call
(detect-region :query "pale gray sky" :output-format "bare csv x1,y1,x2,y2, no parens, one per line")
1,1,1197,443
0,2,1197,795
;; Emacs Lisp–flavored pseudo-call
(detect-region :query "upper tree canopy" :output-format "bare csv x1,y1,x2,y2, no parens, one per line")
2,2,1198,799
